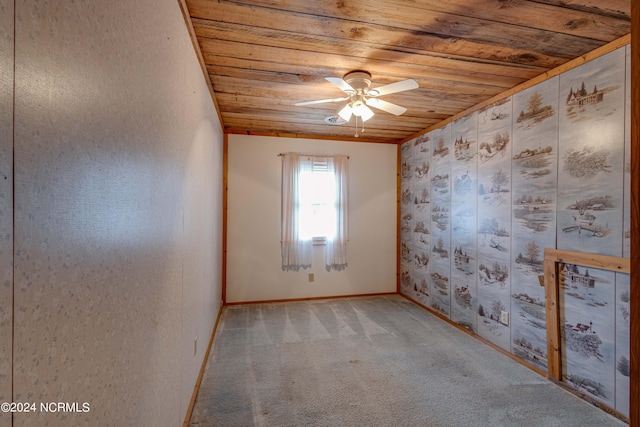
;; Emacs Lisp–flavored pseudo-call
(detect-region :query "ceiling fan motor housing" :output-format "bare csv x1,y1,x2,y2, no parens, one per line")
343,71,372,93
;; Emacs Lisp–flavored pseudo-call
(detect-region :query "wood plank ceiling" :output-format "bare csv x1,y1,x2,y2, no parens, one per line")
184,0,630,143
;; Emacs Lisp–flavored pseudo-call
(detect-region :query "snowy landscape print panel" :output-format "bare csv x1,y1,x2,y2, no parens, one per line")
559,264,616,408
623,45,630,258
476,97,512,351
557,47,626,257
430,124,451,226
615,272,630,417
411,135,432,305
400,141,414,244
451,112,478,332
430,124,452,317
400,141,417,299
510,77,559,371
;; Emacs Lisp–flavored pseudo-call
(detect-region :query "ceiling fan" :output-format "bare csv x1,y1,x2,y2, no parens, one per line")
295,71,419,136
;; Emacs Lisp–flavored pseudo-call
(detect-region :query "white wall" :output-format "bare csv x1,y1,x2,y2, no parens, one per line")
10,1,223,425
227,135,397,303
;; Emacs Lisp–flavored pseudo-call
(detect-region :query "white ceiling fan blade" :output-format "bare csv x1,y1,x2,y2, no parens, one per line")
366,98,407,116
294,96,349,106
370,79,418,96
326,77,356,93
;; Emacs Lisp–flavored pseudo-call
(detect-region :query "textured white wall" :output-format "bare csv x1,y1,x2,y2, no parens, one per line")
227,135,397,303
11,1,223,426
0,0,13,426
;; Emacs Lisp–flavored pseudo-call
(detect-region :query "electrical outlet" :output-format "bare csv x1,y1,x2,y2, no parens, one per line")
308,273,314,282
500,311,509,326
194,337,197,357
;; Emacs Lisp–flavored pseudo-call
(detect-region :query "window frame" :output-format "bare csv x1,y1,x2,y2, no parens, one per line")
297,158,337,244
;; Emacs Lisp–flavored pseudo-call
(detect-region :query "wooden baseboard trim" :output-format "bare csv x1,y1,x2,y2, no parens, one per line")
399,292,628,422
472,328,548,379
547,377,630,424
182,304,225,427
224,291,399,306
398,292,477,335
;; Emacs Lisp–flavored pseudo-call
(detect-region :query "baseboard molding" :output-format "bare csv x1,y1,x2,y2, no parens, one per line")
225,291,399,306
547,377,629,424
182,304,225,427
400,292,548,376
399,292,628,423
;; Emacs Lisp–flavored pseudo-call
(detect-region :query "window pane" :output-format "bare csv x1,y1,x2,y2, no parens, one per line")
298,169,336,240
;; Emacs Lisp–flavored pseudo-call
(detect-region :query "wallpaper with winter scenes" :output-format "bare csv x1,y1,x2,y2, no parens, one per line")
400,45,631,417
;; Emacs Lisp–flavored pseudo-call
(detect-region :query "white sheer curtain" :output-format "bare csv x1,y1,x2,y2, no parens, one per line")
281,153,313,270
325,155,349,270
281,153,349,271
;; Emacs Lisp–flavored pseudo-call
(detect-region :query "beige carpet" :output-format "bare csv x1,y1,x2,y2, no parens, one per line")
188,295,626,426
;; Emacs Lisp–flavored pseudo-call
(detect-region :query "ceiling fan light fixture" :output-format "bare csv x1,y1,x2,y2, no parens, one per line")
351,100,365,116
356,103,374,122
338,104,353,122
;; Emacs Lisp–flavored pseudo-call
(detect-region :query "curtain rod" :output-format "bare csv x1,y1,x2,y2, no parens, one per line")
277,152,349,159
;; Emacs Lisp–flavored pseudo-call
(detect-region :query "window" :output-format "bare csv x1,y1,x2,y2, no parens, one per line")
281,153,348,270
298,160,336,241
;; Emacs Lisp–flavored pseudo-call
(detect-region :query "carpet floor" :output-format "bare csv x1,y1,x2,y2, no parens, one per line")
188,294,626,427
